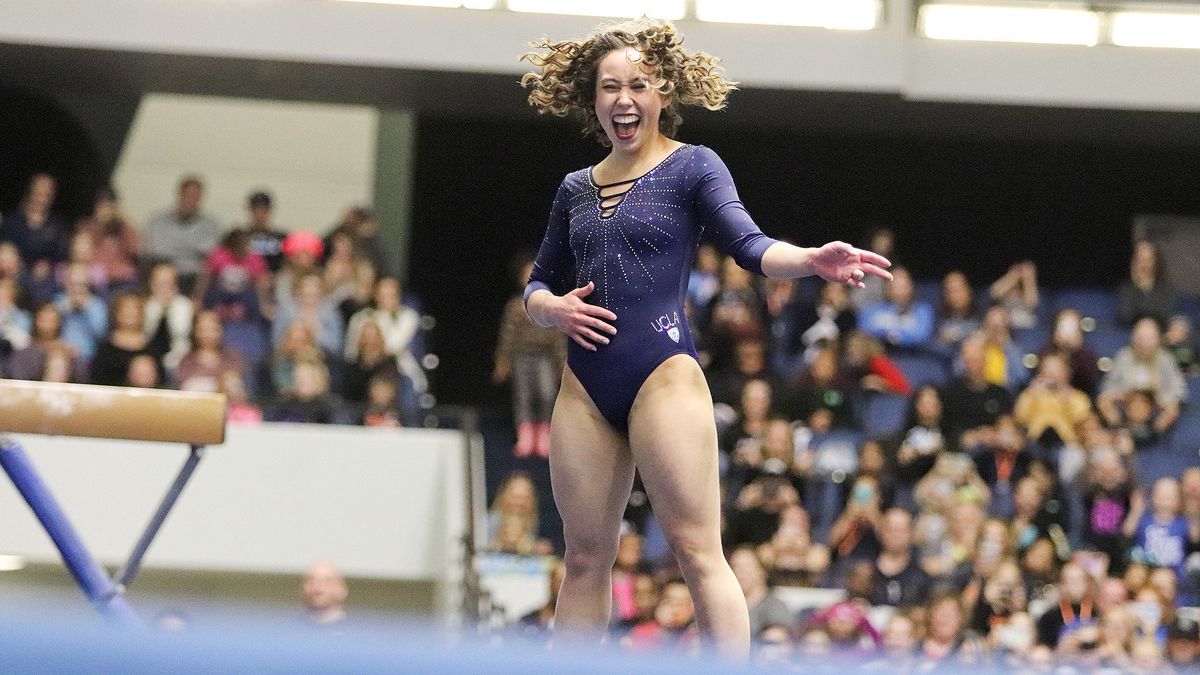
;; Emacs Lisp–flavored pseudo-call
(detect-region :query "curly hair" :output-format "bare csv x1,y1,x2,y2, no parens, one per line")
520,18,737,146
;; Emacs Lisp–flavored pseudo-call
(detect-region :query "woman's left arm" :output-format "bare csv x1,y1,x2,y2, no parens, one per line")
760,241,892,287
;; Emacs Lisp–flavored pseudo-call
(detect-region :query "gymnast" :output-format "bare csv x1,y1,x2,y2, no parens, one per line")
520,18,892,657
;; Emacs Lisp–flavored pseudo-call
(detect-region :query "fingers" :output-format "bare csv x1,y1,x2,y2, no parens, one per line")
568,281,595,298
570,333,598,351
581,303,618,322
579,327,610,346
857,249,892,268
587,317,618,336
860,262,894,281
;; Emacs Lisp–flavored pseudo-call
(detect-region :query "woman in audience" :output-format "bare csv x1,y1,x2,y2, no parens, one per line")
0,276,32,365
271,321,324,395
90,292,167,386
74,185,140,292
1118,240,1177,328
269,357,340,424
892,385,953,509
935,270,980,352
1099,317,1188,436
345,277,425,402
1013,351,1092,452
838,330,910,395
7,304,85,381
341,317,401,405
758,504,830,587
1038,308,1101,396
175,310,247,392
194,229,271,326
273,271,343,357
978,305,1030,393
143,262,194,375
486,472,541,551
827,474,884,567
989,261,1039,329
918,592,978,664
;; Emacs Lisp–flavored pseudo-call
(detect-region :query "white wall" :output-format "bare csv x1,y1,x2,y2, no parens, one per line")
0,423,467,615
2,0,1200,111
112,94,379,233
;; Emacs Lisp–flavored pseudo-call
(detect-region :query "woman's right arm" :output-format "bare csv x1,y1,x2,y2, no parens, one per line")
524,182,616,351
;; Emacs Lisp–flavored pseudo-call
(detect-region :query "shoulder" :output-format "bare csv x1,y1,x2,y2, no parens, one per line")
559,168,591,194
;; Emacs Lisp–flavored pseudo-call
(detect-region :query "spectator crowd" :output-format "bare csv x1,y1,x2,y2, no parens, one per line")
491,228,1200,672
0,173,429,426
5,169,1200,671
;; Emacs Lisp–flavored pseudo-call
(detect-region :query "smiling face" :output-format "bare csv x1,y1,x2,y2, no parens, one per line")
594,47,669,153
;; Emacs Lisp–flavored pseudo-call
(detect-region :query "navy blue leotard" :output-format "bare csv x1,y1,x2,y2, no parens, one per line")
524,144,779,432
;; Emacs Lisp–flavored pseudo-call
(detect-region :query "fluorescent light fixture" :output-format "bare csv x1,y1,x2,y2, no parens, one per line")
1111,12,1200,49
331,0,497,7
0,555,26,572
506,0,686,19
696,0,880,30
919,3,1100,46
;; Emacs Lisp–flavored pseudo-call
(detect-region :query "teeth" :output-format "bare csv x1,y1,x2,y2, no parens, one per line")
614,115,640,124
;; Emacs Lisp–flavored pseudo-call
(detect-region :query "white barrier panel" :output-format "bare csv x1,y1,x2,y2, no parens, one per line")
0,423,466,616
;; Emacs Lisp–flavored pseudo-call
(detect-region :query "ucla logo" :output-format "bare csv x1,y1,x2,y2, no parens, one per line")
651,312,681,343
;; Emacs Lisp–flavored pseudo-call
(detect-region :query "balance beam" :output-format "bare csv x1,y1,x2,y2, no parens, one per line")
0,379,227,626
0,379,225,445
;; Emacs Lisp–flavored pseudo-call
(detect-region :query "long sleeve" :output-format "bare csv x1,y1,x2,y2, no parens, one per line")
688,146,779,275
524,181,575,307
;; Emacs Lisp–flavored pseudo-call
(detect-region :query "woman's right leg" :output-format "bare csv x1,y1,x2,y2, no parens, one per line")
550,365,636,642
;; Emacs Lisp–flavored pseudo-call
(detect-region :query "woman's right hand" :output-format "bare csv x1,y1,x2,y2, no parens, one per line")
547,282,617,351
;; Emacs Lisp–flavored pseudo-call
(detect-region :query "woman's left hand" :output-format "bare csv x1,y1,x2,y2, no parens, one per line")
810,241,892,288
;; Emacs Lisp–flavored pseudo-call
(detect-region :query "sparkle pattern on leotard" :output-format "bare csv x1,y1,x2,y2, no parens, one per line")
527,144,777,318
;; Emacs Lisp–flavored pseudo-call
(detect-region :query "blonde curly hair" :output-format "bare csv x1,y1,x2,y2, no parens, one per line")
520,18,737,146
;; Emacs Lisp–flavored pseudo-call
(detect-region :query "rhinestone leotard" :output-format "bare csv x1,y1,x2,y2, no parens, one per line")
524,144,779,432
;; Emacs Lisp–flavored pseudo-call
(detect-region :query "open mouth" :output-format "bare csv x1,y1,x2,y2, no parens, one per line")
612,113,640,141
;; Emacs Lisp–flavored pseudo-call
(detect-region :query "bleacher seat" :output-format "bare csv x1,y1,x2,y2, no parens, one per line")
1054,288,1119,328
890,352,949,389
1012,327,1049,359
914,280,942,308
1086,328,1129,361
1134,441,1181,488
856,392,909,438
1177,295,1200,319
1170,412,1200,459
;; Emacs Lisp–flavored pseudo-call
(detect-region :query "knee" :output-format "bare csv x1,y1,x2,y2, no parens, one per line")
668,531,722,575
562,537,619,580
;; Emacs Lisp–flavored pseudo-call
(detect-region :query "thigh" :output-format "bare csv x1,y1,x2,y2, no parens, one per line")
627,355,723,542
550,365,636,548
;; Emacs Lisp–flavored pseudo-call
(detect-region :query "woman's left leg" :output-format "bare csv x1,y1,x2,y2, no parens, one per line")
627,354,750,659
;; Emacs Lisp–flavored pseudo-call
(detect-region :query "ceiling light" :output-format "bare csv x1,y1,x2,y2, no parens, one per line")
919,3,1100,46
695,0,880,30
1111,11,1200,49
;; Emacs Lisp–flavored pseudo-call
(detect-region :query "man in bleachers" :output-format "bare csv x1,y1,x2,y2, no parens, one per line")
858,267,934,349
0,173,70,286
244,190,287,274
868,508,931,608
145,175,222,295
942,334,1014,447
301,560,349,629
53,263,106,362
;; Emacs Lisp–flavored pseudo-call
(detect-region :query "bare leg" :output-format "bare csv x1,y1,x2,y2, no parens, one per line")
549,366,636,643
628,355,750,659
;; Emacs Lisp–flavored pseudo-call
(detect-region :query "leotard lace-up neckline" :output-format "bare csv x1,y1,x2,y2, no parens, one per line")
589,145,689,220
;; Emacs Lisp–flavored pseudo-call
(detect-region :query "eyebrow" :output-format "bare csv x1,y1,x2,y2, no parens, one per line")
598,76,649,85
